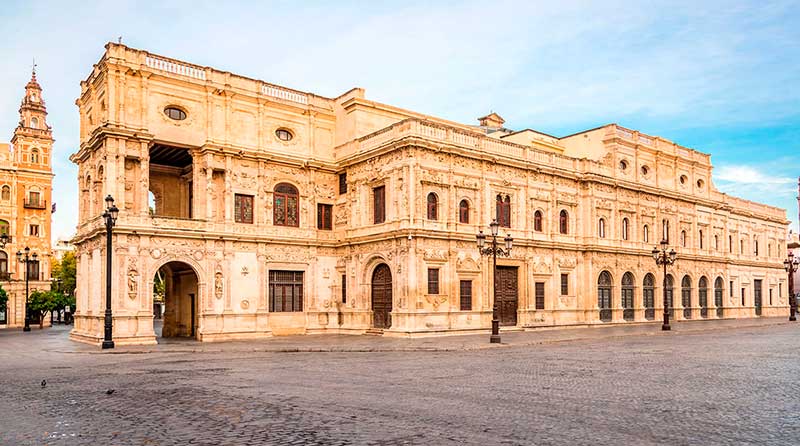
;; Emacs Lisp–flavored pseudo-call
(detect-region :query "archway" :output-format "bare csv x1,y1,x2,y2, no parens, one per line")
153,261,199,340
371,264,392,329
598,271,612,322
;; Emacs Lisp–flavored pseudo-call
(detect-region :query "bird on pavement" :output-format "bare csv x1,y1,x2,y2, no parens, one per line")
106,389,115,395
41,379,46,388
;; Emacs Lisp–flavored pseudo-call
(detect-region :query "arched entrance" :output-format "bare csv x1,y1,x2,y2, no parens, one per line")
621,272,634,321
714,277,724,318
153,261,199,340
371,264,392,329
598,271,612,322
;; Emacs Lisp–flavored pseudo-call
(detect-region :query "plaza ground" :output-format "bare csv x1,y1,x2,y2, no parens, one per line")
1,319,798,445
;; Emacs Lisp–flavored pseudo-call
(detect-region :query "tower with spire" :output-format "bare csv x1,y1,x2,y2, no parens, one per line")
0,68,54,328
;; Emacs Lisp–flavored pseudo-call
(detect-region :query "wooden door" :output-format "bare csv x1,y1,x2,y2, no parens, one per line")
495,266,518,326
371,264,393,329
754,279,762,316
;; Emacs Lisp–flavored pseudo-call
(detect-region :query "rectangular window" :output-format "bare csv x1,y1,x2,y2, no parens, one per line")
29,191,40,205
234,194,254,224
535,282,545,310
779,284,782,297
29,224,39,237
427,268,439,294
560,273,568,295
373,186,385,224
27,260,39,281
730,281,734,297
341,274,347,304
459,280,472,311
338,173,347,194
317,204,333,230
269,270,304,312
741,288,745,306
769,289,773,306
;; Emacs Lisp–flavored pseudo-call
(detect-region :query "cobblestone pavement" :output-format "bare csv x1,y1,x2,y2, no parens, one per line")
1,322,799,445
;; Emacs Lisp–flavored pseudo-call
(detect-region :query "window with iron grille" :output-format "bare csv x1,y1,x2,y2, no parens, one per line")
535,282,545,310
534,210,543,232
29,224,39,237
341,274,347,304
317,204,333,230
269,270,304,312
338,173,347,194
427,268,439,294
274,183,299,227
234,194,254,224
459,280,472,311
560,273,568,295
373,186,385,224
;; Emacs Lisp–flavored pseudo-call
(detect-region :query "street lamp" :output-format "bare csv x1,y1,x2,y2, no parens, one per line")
783,252,799,322
16,247,38,332
102,195,119,349
476,219,513,343
652,239,677,331
0,233,9,249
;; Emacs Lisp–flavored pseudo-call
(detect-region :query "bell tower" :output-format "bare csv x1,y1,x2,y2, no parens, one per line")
11,67,53,170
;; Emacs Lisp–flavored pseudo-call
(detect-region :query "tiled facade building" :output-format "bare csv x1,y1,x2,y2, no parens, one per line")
70,43,788,345
0,71,54,327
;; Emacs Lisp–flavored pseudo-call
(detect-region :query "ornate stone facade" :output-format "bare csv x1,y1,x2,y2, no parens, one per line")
0,70,54,328
70,43,788,345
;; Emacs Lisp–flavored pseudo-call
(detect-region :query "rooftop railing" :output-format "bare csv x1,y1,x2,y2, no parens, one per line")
145,55,207,81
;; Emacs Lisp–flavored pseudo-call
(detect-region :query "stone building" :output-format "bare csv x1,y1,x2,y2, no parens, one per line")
0,70,54,328
70,43,788,345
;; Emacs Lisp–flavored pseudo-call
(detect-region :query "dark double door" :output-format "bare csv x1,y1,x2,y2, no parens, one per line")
754,279,762,316
372,264,393,329
495,266,518,326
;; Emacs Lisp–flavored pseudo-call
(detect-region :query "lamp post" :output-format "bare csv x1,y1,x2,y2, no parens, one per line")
783,252,799,322
102,195,119,349
652,239,677,331
0,233,9,249
476,219,513,343
16,247,38,332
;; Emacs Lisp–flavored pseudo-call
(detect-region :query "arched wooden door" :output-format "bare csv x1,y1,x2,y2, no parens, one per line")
598,271,612,322
699,276,708,318
714,277,724,318
621,272,634,321
371,264,393,329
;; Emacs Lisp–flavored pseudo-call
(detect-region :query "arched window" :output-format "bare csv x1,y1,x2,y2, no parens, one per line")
598,218,606,238
699,230,703,249
643,224,649,243
740,239,744,254
533,210,543,232
714,277,724,318
729,235,733,253
643,273,655,320
273,183,299,227
714,235,719,250
458,199,469,224
0,220,8,236
699,276,708,318
559,210,568,234
622,272,634,321
496,194,511,228
426,193,438,220
1,186,9,201
680,230,687,248
662,219,669,243
598,271,612,322
30,117,38,129
622,218,629,241
754,238,759,256
31,149,39,164
681,275,692,319
0,251,7,276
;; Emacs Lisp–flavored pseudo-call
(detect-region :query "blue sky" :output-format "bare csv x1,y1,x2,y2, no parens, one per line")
0,0,798,241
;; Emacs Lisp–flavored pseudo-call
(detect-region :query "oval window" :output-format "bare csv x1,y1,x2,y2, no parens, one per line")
276,128,293,141
619,160,628,171
679,175,688,184
697,179,705,188
164,107,187,121
641,165,649,176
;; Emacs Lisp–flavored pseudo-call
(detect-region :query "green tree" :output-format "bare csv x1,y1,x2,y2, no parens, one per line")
0,283,7,316
52,252,76,298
